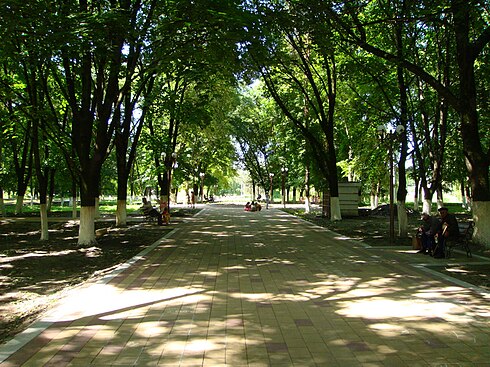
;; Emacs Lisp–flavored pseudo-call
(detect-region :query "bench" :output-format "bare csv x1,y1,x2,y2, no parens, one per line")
141,208,157,223
445,222,473,258
142,208,170,224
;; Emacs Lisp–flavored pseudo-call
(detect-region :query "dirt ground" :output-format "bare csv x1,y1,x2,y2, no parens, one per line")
1,207,489,347
0,210,196,345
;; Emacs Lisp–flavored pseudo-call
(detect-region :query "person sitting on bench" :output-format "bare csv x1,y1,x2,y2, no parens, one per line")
434,207,459,258
140,197,163,225
418,212,440,255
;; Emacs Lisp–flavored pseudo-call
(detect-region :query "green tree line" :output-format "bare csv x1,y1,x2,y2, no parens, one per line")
1,1,489,247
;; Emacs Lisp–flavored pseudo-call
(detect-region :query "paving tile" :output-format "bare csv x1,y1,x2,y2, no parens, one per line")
1,205,490,366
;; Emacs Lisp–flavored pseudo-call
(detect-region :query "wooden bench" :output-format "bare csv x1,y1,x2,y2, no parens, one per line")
445,222,473,258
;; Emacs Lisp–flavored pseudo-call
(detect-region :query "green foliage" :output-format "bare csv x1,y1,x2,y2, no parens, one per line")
1,0,487,217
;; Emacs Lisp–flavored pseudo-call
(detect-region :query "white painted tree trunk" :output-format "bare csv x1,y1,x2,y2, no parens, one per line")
437,198,444,209
472,201,490,249
15,195,24,215
397,200,408,238
370,194,378,209
422,199,432,215
78,206,96,245
72,196,77,218
413,196,419,212
116,199,127,227
304,196,311,213
40,203,49,240
330,196,342,221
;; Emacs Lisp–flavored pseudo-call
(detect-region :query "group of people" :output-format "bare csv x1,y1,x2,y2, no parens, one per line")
244,201,262,212
139,197,170,226
417,207,459,258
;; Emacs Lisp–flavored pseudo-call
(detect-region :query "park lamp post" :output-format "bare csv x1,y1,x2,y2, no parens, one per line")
269,173,275,204
199,172,205,203
281,167,288,208
377,124,405,244
161,151,177,166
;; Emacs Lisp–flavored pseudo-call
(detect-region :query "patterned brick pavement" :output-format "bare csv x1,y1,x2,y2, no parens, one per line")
1,205,489,366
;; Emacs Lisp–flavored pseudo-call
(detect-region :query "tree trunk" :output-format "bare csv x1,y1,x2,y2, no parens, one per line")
422,199,432,215
422,186,434,214
395,8,409,238
47,169,55,213
77,161,102,245
11,123,32,216
473,201,490,244
304,165,311,213
95,196,100,219
116,168,129,227
330,196,341,221
32,122,50,240
465,185,472,211
0,189,5,217
413,182,420,212
71,180,77,219
15,196,24,215
460,180,467,209
116,199,127,227
79,206,96,245
159,167,171,210
39,203,49,241
436,186,444,209
397,200,408,238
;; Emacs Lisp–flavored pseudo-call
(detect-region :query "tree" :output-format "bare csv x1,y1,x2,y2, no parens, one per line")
41,0,160,243
308,0,490,246
243,4,342,219
231,84,279,198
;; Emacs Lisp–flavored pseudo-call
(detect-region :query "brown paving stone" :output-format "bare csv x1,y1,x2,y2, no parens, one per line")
294,319,314,326
256,302,273,308
345,340,371,352
423,337,449,349
2,206,490,366
265,342,289,352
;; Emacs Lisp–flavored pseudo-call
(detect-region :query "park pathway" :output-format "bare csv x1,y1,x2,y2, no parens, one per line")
0,205,489,366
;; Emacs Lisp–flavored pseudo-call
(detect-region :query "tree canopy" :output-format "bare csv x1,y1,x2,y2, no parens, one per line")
1,0,489,246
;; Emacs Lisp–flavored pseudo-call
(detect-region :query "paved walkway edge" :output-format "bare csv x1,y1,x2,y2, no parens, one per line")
0,227,180,364
284,209,490,298
413,261,490,299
